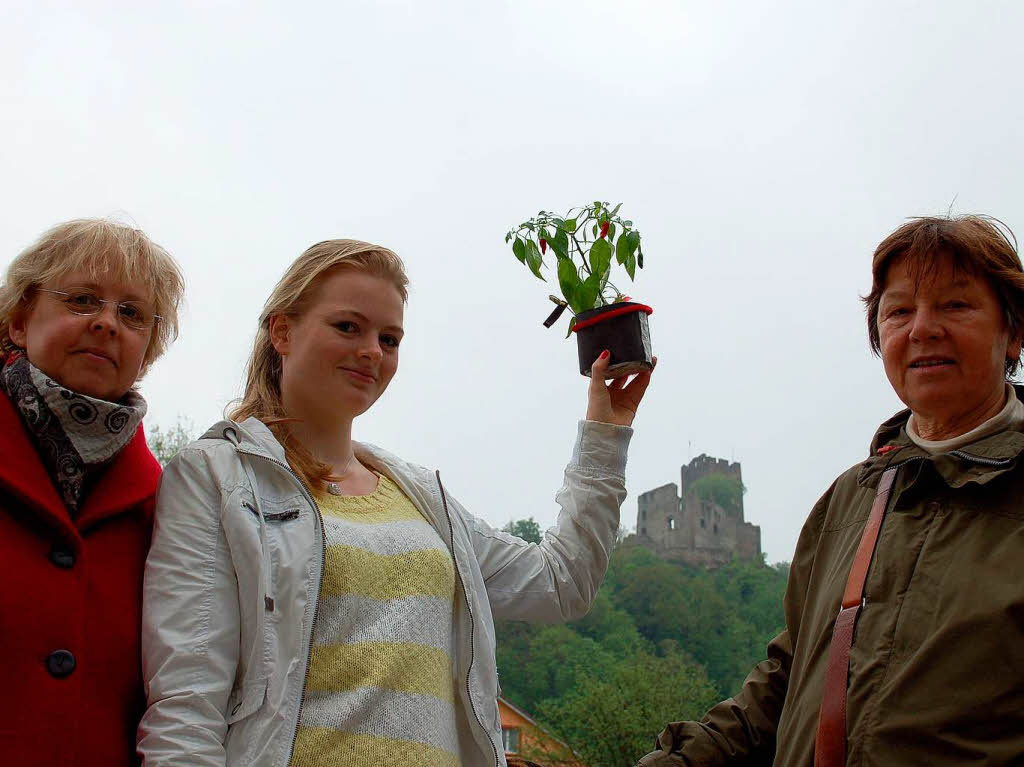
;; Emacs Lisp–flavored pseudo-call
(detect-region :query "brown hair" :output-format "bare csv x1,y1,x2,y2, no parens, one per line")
864,215,1024,376
229,239,409,491
0,218,185,377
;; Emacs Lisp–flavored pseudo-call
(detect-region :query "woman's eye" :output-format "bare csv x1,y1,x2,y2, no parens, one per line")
381,335,400,348
887,307,909,318
945,301,969,310
119,303,144,321
69,293,100,308
335,321,358,333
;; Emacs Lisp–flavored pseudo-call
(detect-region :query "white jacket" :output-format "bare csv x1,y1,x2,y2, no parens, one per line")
137,417,632,767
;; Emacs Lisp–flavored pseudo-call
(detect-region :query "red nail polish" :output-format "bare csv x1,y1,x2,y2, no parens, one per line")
599,350,610,360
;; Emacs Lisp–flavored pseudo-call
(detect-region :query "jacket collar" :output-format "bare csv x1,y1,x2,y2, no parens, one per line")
75,426,160,532
206,417,446,532
858,383,1024,488
0,389,159,538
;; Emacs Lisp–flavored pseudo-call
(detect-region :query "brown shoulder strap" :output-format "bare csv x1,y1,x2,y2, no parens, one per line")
814,466,898,766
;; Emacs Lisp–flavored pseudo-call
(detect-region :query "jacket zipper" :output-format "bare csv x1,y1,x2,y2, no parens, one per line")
948,449,1015,467
436,470,500,767
234,448,326,767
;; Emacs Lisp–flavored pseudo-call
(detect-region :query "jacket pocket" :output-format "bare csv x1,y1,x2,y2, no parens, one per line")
226,677,268,724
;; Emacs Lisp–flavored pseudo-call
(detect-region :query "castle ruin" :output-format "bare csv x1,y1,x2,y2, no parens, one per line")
635,454,761,567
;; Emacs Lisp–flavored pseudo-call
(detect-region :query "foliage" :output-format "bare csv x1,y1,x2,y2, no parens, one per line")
503,516,542,544
538,651,718,767
495,531,790,766
504,202,645,330
147,416,195,466
690,473,746,514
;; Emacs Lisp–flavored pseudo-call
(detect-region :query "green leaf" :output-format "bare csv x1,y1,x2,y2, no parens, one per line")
592,222,599,238
505,232,512,244
611,202,622,217
512,237,526,263
565,315,577,339
558,258,582,311
616,231,631,265
577,271,602,311
638,247,644,269
550,229,569,259
526,239,545,280
606,222,616,242
563,218,577,234
538,226,550,242
626,251,636,280
590,238,612,281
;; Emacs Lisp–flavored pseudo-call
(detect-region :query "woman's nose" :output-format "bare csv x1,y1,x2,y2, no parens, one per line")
908,305,943,341
90,302,120,335
359,339,383,361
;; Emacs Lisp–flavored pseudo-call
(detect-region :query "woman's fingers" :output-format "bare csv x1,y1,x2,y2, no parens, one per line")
619,356,657,406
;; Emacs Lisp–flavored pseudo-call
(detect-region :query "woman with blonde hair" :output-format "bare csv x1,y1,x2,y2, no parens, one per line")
0,218,184,766
138,239,655,766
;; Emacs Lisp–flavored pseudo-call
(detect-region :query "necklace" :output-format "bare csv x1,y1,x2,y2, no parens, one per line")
325,456,362,496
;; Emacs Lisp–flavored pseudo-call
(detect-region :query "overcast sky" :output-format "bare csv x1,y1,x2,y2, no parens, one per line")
4,1,1023,562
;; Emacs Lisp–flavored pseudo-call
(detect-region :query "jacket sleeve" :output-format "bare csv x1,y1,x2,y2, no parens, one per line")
462,419,632,623
636,481,833,767
137,448,240,767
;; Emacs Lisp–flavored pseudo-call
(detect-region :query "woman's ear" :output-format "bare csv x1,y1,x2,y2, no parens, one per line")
268,314,291,356
8,308,28,349
1007,322,1023,363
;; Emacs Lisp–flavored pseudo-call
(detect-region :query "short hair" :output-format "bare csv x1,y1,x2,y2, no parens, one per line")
864,215,1024,377
229,239,409,490
0,218,186,377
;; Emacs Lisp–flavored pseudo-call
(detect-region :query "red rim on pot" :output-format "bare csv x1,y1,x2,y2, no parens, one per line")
571,303,653,332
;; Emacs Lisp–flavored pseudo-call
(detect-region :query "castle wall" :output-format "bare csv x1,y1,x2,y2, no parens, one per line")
636,483,692,555
636,454,761,568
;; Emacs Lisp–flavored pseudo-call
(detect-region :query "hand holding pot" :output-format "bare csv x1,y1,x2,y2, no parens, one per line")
585,350,656,427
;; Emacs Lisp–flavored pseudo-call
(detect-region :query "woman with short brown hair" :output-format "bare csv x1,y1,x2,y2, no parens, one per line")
641,215,1024,766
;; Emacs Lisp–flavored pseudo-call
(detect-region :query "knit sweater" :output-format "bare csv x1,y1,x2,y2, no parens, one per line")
288,474,462,767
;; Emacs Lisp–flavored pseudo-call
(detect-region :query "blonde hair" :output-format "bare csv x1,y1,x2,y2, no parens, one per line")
0,218,186,376
230,239,409,490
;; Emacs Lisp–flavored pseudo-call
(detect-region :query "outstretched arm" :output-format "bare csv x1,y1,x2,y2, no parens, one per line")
466,353,656,623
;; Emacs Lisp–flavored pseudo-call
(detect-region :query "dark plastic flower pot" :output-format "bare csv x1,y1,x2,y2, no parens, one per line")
574,302,653,378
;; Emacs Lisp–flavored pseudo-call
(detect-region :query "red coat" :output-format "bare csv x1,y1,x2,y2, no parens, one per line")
0,388,160,766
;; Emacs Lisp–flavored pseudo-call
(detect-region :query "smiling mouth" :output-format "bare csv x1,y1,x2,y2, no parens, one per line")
341,367,376,383
910,359,954,369
76,350,116,367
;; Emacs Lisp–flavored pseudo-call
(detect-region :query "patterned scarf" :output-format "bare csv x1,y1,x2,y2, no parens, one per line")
1,351,147,513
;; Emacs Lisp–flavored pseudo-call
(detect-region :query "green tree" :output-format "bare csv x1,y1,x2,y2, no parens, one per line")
690,474,746,514
147,416,194,466
503,517,542,544
538,650,718,767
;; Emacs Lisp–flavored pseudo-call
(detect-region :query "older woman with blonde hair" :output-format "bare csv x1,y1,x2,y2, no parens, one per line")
640,215,1024,766
139,238,654,766
0,218,184,767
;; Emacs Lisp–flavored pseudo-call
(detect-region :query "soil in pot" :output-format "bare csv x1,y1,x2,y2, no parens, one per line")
573,302,653,378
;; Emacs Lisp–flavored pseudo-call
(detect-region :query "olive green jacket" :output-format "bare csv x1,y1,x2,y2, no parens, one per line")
640,393,1024,766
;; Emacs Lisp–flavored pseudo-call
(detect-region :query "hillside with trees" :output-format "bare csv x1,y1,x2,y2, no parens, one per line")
496,519,789,767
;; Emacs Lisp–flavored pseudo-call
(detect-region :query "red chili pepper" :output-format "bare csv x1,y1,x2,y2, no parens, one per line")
539,238,547,254
599,222,610,239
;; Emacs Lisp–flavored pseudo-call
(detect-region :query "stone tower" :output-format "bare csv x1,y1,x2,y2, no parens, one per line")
635,454,761,567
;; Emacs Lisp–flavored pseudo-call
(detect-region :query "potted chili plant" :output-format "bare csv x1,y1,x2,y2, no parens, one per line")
505,201,653,378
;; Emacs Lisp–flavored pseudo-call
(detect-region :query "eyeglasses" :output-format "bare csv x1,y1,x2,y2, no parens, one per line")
37,288,162,331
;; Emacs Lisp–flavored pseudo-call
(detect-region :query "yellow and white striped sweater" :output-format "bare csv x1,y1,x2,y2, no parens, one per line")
289,474,462,767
